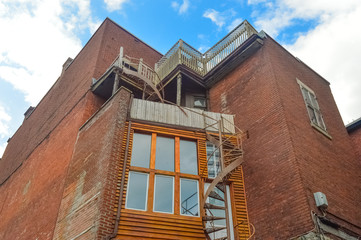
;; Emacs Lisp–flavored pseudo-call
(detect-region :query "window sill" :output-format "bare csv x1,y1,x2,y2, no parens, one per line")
311,123,332,140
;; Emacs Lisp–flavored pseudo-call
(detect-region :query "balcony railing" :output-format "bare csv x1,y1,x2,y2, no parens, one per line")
155,20,258,82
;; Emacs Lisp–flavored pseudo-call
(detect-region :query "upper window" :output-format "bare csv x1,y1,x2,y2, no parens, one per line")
297,79,328,134
193,97,207,110
126,132,200,216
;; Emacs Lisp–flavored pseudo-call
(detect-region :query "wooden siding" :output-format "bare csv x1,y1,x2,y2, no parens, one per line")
115,122,250,239
130,98,236,133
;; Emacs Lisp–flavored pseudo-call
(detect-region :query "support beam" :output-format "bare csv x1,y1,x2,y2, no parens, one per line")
119,47,123,67
112,73,119,95
176,74,182,105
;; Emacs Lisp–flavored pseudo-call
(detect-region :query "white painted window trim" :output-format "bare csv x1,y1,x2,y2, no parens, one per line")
296,78,332,139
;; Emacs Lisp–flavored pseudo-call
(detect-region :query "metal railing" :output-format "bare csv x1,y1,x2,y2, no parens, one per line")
155,20,257,82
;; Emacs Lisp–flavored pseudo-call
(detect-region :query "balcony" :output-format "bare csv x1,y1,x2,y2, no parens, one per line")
154,20,258,83
92,20,262,103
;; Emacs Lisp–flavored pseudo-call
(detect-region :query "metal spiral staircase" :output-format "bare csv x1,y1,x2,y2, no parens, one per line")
202,121,244,240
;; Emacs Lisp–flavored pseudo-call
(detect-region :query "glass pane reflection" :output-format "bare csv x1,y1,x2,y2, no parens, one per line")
180,179,199,216
180,140,198,175
154,175,174,213
131,133,151,168
155,136,174,171
126,171,148,210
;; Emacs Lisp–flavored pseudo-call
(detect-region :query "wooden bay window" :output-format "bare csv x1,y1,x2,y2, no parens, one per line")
125,131,200,216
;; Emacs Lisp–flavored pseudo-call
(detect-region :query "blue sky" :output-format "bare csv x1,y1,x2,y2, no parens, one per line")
1,0,361,156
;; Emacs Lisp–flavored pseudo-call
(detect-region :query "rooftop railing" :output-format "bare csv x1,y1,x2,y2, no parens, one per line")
155,20,258,82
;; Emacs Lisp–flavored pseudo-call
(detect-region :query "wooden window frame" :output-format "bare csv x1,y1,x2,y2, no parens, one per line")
126,130,201,217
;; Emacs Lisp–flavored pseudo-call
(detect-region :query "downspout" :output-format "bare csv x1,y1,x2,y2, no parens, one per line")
105,94,134,240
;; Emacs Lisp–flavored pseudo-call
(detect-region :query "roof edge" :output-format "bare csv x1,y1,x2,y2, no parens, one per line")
346,117,361,132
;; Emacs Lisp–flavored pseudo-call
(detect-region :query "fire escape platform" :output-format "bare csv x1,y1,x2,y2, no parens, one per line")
130,98,236,134
155,20,263,88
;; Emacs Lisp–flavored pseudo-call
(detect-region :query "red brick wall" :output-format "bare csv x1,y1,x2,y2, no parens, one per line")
0,19,108,239
0,18,162,240
0,93,101,240
209,36,361,238
92,18,162,81
53,88,131,240
349,127,361,163
267,37,361,235
0,20,109,184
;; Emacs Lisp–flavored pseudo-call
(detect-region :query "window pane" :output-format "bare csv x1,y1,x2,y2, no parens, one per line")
307,106,317,124
154,175,174,213
194,97,206,108
180,179,199,216
315,111,326,130
207,142,221,178
126,172,148,210
180,140,198,175
155,136,174,171
131,133,151,168
309,92,319,109
301,87,311,104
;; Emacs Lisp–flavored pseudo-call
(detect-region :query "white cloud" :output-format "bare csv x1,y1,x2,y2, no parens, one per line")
0,0,99,105
0,104,11,139
0,142,7,158
104,0,129,12
171,0,190,15
0,104,10,158
249,0,361,123
285,4,361,123
250,0,360,38
197,45,210,53
203,9,226,28
227,18,243,32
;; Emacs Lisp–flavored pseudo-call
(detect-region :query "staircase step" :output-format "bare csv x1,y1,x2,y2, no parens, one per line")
209,190,224,201
205,226,227,234
202,216,226,221
216,183,225,193
204,203,226,210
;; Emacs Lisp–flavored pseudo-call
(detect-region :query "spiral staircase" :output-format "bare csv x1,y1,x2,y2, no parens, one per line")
202,122,244,240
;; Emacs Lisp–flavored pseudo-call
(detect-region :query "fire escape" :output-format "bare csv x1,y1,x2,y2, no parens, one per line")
92,20,261,239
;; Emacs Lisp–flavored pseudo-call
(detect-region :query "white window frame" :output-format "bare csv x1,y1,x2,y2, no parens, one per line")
153,175,175,214
125,171,149,211
180,178,200,217
297,78,331,139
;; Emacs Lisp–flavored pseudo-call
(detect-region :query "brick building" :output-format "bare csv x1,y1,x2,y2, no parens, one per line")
0,18,360,239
